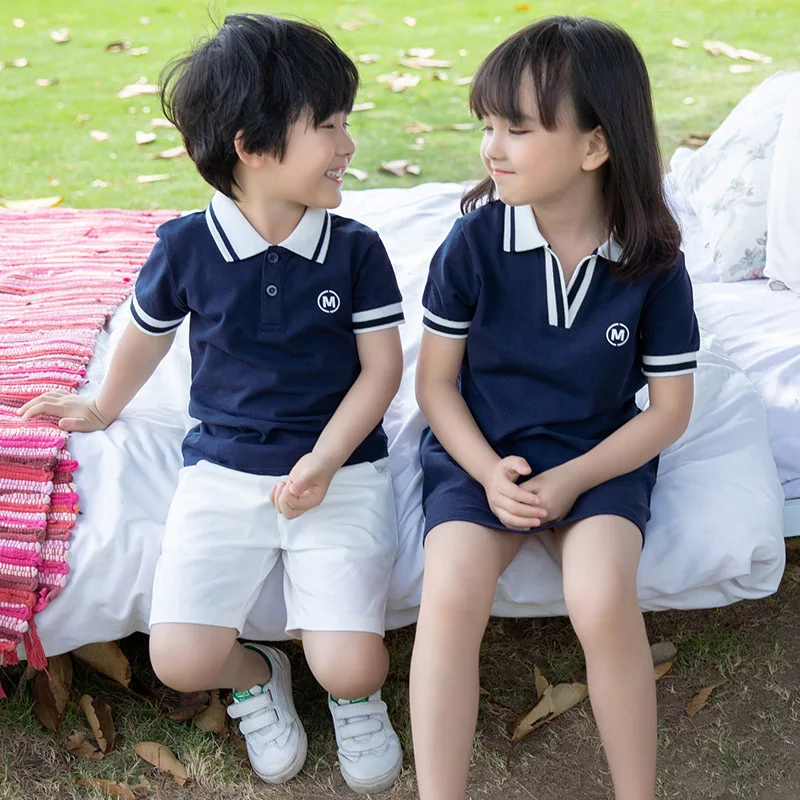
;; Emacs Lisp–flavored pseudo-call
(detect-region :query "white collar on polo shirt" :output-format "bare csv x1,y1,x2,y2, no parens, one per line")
205,191,331,264
502,202,623,262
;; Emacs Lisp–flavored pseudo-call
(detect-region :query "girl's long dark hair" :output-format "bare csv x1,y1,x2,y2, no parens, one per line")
462,17,680,280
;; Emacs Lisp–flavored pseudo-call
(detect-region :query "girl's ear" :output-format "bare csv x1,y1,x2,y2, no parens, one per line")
234,130,269,168
582,125,610,172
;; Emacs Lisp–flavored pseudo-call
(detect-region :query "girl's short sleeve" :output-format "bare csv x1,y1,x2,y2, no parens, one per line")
639,253,700,377
422,220,479,339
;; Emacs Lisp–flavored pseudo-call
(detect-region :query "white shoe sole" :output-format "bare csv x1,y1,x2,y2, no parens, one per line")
340,757,402,795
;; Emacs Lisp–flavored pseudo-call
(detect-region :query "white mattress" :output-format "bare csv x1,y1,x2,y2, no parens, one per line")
29,183,787,656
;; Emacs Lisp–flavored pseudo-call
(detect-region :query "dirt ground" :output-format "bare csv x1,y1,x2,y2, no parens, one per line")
3,546,800,800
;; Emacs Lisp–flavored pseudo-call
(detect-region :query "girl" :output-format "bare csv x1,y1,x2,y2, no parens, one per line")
411,16,698,800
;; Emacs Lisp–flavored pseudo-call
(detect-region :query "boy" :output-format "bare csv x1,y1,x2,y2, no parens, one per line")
19,14,404,794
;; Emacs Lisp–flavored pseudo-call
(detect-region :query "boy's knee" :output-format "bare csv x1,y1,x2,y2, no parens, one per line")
304,633,388,700
149,629,231,692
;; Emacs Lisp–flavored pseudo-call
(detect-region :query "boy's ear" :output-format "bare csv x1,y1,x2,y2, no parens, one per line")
582,125,610,172
234,130,269,168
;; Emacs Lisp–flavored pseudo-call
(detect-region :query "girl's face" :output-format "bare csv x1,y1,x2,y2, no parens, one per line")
479,82,601,208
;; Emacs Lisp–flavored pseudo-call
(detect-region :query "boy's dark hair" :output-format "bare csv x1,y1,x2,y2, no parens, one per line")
463,16,680,280
161,14,359,198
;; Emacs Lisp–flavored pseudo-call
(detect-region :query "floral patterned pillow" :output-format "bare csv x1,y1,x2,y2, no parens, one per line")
672,72,800,282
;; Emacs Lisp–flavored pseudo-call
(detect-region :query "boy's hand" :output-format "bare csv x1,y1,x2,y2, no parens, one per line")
16,391,113,432
270,452,337,519
481,455,547,530
518,464,585,525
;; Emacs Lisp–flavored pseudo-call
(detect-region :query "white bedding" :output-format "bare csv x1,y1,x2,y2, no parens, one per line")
30,183,787,656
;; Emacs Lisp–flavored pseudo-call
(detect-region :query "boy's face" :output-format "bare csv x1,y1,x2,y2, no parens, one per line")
260,111,355,209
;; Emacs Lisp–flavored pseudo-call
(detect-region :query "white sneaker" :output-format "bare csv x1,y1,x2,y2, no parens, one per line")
227,645,307,784
328,691,402,794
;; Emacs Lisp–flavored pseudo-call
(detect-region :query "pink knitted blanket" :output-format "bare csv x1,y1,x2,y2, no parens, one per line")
0,207,177,689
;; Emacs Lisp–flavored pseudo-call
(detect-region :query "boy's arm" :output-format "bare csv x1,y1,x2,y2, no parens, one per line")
313,326,403,469
270,326,402,518
18,321,177,431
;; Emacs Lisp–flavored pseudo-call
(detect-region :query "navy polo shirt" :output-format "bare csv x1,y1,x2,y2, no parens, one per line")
421,201,700,454
131,191,404,475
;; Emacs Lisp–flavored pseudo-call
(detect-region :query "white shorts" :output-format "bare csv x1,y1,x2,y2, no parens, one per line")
150,458,398,637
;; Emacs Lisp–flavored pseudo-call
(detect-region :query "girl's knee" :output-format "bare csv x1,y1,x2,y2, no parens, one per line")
303,632,388,699
149,625,235,692
564,575,638,643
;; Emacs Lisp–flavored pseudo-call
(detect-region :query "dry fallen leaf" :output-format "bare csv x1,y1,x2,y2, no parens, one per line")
150,117,175,129
511,679,589,743
730,64,755,74
12,58,29,68
91,180,109,188
137,174,171,184
400,57,452,69
703,40,772,63
129,47,149,57
358,53,379,64
35,78,57,87
79,694,116,753
105,41,129,53
345,167,369,182
0,195,63,210
169,691,210,722
13,18,25,28
516,3,532,10
403,16,417,27
687,680,727,717
672,37,690,49
450,123,475,131
194,689,228,734
338,21,362,31
379,159,422,177
66,731,103,762
90,130,110,142
683,97,696,105
654,658,676,679
135,741,189,786
32,655,73,733
403,122,433,134
377,72,420,93
406,164,422,175
117,82,159,99
150,145,188,159
135,131,157,145
76,113,91,123
454,75,473,86
139,16,150,25
352,102,375,112
680,132,712,148
50,28,70,43
76,778,135,800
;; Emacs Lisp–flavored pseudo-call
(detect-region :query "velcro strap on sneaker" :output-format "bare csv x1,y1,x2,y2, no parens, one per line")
339,717,383,741
239,708,281,738
335,700,386,721
227,693,271,719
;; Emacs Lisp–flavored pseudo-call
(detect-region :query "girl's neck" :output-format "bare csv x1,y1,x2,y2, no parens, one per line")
531,178,608,266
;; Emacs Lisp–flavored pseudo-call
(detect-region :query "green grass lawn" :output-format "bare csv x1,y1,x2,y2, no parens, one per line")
2,0,799,210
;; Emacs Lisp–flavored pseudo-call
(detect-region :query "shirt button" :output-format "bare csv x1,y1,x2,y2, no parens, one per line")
267,252,279,264
265,284,279,297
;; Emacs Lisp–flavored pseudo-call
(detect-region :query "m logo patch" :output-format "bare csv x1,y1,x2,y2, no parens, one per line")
606,323,630,347
317,290,341,314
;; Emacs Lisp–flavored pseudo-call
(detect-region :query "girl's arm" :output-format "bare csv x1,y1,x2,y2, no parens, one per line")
18,321,177,431
568,373,694,493
521,374,693,522
415,330,546,529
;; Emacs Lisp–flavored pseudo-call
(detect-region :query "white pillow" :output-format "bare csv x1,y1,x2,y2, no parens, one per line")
673,72,800,282
765,85,800,294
